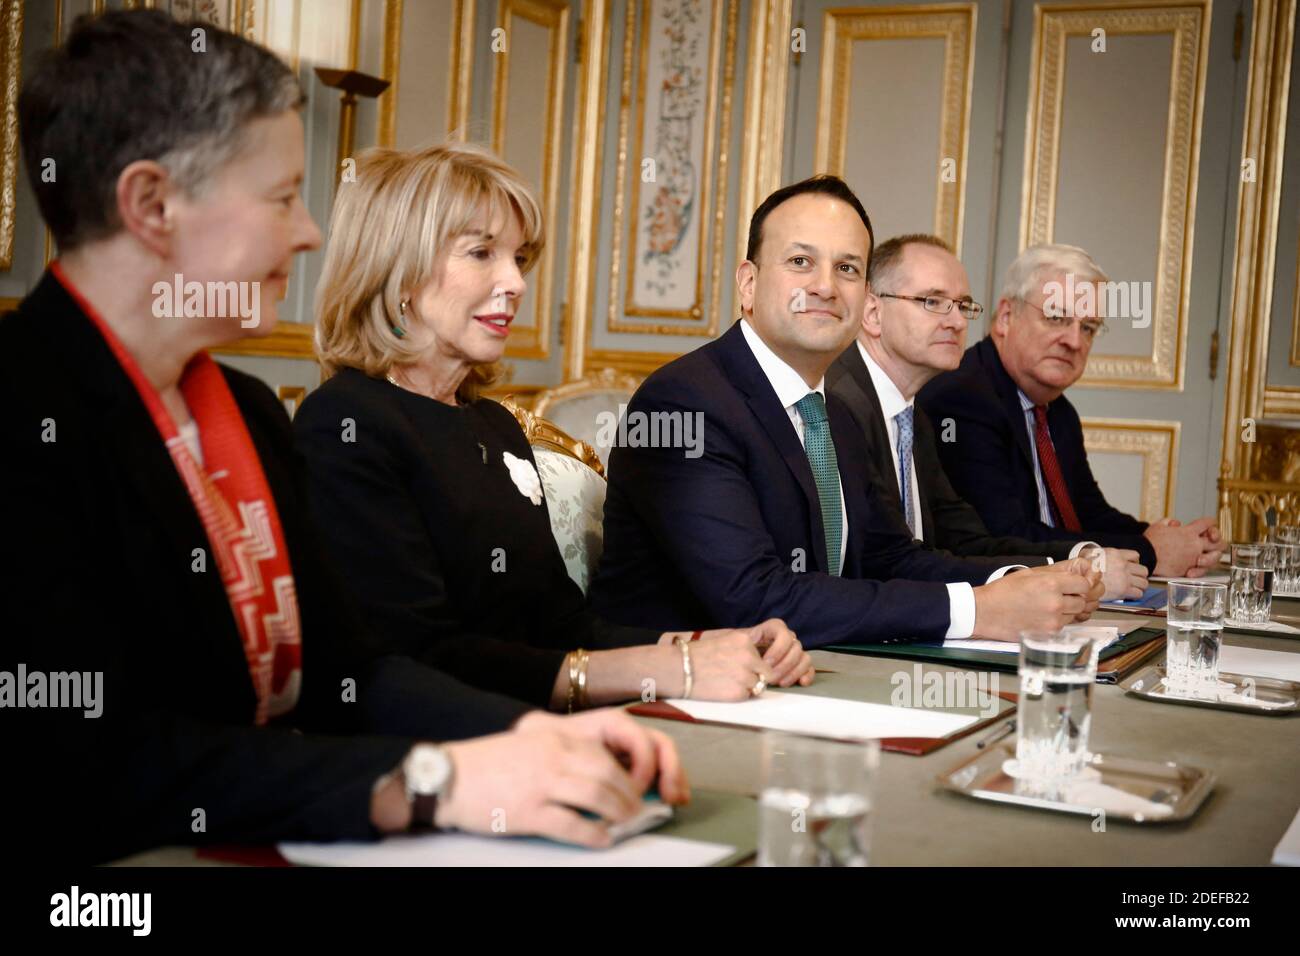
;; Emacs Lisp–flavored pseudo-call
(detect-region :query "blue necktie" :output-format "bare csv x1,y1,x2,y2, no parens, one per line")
895,406,915,536
793,392,842,576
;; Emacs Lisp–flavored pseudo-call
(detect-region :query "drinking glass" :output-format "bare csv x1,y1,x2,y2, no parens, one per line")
758,732,879,866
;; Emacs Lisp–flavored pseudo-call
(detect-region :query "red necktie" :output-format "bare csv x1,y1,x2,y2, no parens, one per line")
1032,405,1082,533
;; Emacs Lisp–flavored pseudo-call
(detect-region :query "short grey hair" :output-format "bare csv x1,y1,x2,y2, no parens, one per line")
20,9,303,250
999,243,1108,304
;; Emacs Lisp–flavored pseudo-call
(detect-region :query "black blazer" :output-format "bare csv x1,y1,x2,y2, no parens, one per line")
827,342,1075,564
917,336,1156,568
589,322,995,648
0,273,530,865
293,368,657,710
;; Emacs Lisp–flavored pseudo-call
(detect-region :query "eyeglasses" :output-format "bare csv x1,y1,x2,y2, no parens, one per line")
876,292,984,321
1019,299,1107,339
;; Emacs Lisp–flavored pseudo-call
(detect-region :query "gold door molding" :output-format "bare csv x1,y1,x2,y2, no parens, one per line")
377,0,402,148
1020,1,1210,391
491,0,569,360
1081,417,1180,520
211,321,315,359
1,0,21,273
1291,223,1300,365
734,0,792,269
448,0,475,136
1219,0,1297,520
815,3,976,254
379,0,476,147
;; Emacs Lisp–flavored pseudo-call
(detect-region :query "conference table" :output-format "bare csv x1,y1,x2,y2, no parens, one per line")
113,597,1300,868
632,610,1300,866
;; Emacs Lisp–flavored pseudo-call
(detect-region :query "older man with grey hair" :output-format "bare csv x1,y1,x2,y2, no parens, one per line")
918,243,1221,578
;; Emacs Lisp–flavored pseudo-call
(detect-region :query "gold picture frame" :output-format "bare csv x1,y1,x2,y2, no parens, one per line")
1081,417,1180,520
1020,1,1210,391
0,0,21,273
815,3,976,254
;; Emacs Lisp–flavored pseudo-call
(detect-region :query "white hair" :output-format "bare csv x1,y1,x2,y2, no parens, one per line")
999,244,1108,303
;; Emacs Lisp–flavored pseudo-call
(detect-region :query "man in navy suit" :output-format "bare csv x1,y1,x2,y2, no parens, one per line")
827,233,1149,601
590,177,1100,649
917,243,1221,579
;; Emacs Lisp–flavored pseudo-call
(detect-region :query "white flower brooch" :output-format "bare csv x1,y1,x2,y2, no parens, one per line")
502,451,543,506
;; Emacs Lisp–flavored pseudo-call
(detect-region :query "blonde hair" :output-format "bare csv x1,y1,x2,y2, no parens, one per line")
314,141,544,402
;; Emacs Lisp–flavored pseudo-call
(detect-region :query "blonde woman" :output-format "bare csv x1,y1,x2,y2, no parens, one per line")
295,142,814,711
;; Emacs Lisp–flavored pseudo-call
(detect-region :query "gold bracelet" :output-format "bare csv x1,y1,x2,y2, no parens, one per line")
575,648,591,710
566,651,580,714
673,635,694,699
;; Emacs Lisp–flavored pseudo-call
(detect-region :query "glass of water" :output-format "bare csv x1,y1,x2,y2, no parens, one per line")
1013,628,1102,781
1227,542,1274,625
1271,524,1300,545
1272,542,1300,598
1165,579,1226,692
757,732,880,867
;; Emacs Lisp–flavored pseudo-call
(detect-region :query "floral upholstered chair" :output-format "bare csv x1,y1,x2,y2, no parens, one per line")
531,368,643,470
499,398,608,595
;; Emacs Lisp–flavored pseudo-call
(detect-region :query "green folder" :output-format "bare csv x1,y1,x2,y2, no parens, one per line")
825,625,1165,677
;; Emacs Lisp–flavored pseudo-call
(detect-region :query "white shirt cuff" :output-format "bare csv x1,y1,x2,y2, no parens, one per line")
944,582,976,639
986,564,1026,582
1068,541,1101,558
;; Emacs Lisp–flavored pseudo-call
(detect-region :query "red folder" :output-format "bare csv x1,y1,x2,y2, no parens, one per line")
627,690,1018,757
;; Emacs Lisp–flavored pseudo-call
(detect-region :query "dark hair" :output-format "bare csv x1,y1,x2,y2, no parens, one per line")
19,8,303,251
867,233,953,292
744,174,875,266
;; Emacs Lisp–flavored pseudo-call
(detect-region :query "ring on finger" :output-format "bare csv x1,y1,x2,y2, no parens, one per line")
751,676,767,697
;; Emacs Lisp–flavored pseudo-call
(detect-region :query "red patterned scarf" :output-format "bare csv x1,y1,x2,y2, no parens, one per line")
54,262,302,725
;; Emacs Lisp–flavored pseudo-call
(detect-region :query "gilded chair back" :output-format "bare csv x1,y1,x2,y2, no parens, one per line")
500,398,607,594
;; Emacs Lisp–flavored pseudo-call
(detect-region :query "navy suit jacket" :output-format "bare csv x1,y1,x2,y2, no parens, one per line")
826,341,1075,564
589,322,994,648
917,336,1156,569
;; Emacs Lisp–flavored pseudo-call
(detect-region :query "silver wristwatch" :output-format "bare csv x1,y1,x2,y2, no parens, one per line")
402,744,454,829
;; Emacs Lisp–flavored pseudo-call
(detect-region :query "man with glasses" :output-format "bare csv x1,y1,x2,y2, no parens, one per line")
591,181,1102,650
917,243,1222,578
827,235,1148,600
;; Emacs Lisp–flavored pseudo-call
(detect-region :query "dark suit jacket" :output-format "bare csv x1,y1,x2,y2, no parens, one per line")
827,342,1076,564
588,322,995,648
917,336,1156,568
0,272,530,865
294,367,656,709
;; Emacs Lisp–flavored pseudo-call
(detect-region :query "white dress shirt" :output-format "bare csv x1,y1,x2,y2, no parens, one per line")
1018,388,1056,527
859,342,923,541
739,320,977,639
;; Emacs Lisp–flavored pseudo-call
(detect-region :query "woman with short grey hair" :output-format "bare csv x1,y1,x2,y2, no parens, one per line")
3,8,687,864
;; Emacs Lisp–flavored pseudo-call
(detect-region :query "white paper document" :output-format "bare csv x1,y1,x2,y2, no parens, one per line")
1219,644,1300,682
667,691,978,740
1272,806,1300,866
279,832,734,867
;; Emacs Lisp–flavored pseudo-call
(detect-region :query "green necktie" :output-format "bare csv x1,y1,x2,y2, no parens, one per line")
793,392,842,576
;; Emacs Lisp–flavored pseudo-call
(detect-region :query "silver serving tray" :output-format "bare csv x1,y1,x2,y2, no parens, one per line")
1120,664,1300,714
1224,614,1300,639
936,742,1214,823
